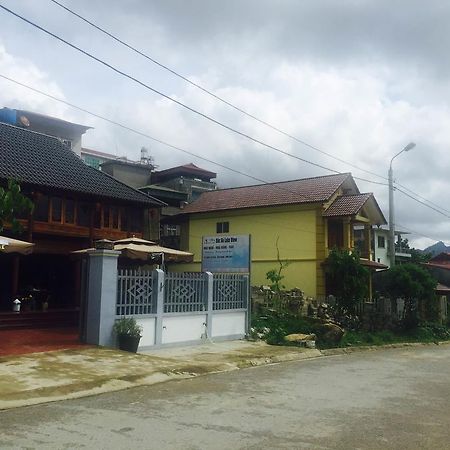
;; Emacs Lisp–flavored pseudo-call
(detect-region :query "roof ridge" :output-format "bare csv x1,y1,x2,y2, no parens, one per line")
204,172,351,193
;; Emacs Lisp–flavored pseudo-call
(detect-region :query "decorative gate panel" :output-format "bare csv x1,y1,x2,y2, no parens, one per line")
117,269,156,316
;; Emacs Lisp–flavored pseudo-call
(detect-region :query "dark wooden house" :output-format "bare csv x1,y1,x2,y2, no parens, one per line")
0,122,163,327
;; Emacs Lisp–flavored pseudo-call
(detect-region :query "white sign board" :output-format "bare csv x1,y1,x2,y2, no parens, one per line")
202,235,250,273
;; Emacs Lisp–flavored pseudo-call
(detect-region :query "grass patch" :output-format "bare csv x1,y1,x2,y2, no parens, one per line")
252,310,450,349
339,324,450,348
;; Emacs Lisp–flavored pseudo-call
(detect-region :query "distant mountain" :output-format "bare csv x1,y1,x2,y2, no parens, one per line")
423,241,450,257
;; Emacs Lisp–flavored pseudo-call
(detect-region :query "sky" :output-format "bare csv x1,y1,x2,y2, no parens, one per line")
0,0,449,249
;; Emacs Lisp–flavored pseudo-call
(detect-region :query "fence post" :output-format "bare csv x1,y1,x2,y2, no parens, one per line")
205,272,214,339
244,274,250,336
85,249,121,347
154,269,165,346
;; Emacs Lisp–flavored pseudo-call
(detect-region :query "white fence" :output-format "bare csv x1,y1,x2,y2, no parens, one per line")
116,269,249,349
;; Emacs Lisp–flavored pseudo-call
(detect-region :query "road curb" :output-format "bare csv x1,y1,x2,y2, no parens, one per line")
0,347,321,411
319,340,450,356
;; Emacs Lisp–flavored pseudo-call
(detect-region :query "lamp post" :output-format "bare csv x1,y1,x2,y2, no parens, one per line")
388,142,416,267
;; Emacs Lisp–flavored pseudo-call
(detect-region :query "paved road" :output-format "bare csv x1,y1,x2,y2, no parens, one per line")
1,345,450,449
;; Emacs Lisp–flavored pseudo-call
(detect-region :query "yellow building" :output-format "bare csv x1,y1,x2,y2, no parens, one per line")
173,173,386,299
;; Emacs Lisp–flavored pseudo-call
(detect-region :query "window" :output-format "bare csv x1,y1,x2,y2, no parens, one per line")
120,208,128,231
103,205,110,228
65,199,75,224
216,221,229,233
51,197,62,223
77,202,90,227
164,224,179,236
94,205,102,229
111,206,119,229
378,236,386,248
130,209,143,232
34,195,49,222
84,155,100,169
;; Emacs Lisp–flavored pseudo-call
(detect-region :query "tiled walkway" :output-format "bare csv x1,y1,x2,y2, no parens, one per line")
0,327,88,356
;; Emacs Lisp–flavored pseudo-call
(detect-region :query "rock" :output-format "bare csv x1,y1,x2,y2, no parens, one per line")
284,333,316,343
318,323,344,344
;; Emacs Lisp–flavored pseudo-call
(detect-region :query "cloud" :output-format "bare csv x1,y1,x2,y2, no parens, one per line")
0,1,449,248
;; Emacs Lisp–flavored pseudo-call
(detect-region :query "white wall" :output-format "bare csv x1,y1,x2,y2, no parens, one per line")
373,229,390,267
136,317,156,347
212,312,246,338
161,315,207,344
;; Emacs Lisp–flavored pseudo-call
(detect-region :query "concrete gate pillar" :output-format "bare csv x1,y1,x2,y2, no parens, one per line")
85,249,121,347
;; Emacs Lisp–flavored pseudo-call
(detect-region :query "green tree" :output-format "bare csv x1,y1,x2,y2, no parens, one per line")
326,248,369,313
0,180,34,233
378,263,437,328
396,236,431,264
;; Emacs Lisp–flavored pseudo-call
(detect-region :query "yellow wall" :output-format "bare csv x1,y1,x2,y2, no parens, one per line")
173,204,326,298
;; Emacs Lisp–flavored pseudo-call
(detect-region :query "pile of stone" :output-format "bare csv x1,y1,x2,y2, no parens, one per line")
284,333,317,348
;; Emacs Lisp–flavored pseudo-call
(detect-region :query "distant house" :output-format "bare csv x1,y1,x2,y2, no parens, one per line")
0,107,91,155
425,253,450,286
0,121,163,324
152,163,217,203
172,173,386,299
354,227,411,267
100,158,217,249
80,147,121,169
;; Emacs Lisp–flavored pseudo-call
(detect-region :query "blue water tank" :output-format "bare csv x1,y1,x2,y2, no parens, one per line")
0,108,17,125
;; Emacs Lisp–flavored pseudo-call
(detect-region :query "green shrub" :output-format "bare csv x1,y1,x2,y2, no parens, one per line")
113,317,142,338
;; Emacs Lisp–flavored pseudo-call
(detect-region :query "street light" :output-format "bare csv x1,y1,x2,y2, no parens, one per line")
388,142,416,267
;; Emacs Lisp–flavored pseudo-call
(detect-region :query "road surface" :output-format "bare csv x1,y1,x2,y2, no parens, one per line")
1,345,450,449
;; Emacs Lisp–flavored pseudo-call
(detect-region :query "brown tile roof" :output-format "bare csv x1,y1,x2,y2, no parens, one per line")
429,252,450,264
323,193,372,217
182,173,352,214
360,258,388,270
425,262,450,270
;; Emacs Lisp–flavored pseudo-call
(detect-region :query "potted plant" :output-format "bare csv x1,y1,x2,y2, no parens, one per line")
113,317,143,353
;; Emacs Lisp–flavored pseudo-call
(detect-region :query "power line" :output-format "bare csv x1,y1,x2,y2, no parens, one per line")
6,72,448,247
0,3,387,188
2,82,448,247
396,223,450,246
0,72,339,206
0,73,269,186
5,70,450,228
48,0,387,182
0,73,351,237
395,187,450,219
395,181,450,216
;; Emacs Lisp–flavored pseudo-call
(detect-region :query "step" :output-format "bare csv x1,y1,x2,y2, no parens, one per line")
0,310,79,330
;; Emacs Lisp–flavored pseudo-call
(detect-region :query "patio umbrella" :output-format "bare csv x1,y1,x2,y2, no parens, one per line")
113,242,193,263
0,236,35,255
72,241,193,263
113,236,156,245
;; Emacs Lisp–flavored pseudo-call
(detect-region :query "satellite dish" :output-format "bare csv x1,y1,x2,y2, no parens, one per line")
19,115,30,127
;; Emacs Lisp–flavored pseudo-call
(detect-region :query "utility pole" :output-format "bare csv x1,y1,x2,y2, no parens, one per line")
388,143,416,268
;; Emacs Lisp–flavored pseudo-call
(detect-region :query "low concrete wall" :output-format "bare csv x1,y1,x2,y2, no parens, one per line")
135,317,157,347
212,311,246,338
134,311,247,349
161,315,207,344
